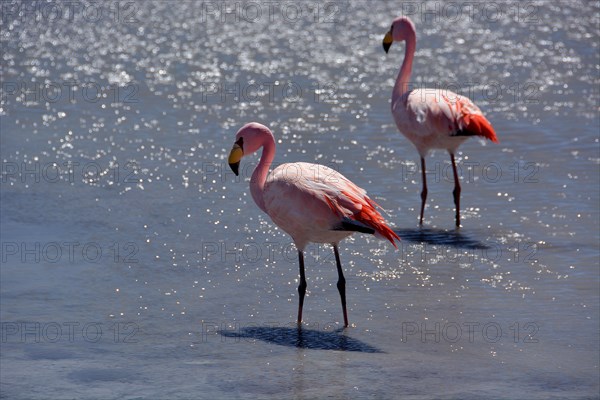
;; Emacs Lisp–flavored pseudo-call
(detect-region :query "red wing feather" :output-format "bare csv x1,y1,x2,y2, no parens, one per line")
442,94,499,143
463,114,498,143
325,190,400,248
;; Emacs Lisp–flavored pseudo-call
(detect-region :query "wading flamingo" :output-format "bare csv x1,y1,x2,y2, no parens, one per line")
382,16,498,227
228,122,400,327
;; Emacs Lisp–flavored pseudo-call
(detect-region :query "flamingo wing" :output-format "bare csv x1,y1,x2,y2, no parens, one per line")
262,162,399,247
399,89,498,143
442,94,498,143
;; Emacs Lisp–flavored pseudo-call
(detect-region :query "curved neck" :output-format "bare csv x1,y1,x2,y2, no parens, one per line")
250,135,275,213
392,33,416,105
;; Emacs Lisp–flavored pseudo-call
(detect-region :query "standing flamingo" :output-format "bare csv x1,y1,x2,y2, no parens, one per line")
382,16,499,227
228,122,400,327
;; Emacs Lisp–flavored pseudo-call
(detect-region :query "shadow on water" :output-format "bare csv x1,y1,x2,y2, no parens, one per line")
394,228,490,250
220,326,382,353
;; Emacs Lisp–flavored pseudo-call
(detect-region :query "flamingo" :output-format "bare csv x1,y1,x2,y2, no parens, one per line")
227,122,400,327
382,16,499,227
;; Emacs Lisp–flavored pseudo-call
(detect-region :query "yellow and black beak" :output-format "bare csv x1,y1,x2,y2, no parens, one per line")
382,30,393,53
228,138,244,176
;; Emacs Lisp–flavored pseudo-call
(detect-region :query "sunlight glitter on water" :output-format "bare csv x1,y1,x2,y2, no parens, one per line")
1,1,598,399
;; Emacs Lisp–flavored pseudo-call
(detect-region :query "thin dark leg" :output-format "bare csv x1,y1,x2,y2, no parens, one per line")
450,153,461,228
333,244,349,327
420,156,428,226
297,251,307,325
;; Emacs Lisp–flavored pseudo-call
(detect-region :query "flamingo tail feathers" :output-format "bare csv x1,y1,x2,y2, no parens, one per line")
327,192,400,248
455,114,499,143
354,199,401,248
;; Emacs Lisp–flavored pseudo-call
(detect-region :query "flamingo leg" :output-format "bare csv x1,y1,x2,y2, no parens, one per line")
450,153,461,228
297,250,307,325
333,244,349,327
419,156,428,226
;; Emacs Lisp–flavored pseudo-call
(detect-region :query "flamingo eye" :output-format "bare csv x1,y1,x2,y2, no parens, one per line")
235,137,244,150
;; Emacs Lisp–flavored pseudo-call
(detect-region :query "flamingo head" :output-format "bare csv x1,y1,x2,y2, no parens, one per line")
228,122,272,176
382,16,416,53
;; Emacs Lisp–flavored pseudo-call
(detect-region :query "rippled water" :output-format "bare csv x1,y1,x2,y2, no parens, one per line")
1,1,599,399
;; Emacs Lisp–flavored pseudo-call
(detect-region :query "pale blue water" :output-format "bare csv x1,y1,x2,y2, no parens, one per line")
1,1,599,399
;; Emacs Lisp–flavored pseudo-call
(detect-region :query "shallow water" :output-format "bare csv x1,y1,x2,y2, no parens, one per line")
1,1,599,399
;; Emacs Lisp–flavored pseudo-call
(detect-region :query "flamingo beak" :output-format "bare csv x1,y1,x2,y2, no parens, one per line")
228,143,243,176
382,31,393,53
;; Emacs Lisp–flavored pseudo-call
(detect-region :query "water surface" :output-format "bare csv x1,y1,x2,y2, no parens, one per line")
1,1,599,398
